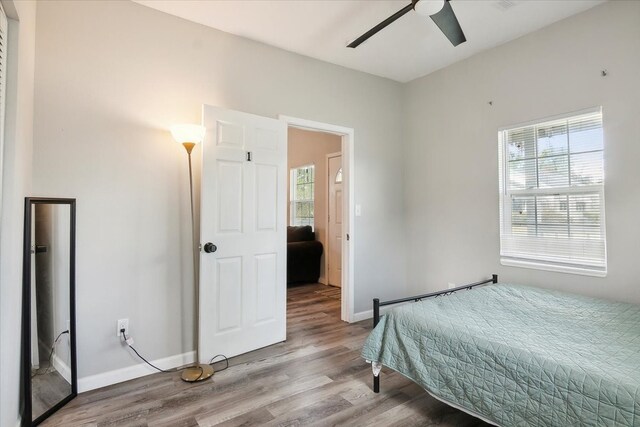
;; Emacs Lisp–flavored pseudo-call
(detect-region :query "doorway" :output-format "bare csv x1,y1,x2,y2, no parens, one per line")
281,115,354,323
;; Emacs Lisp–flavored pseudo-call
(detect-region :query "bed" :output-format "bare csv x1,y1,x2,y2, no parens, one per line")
361,276,640,426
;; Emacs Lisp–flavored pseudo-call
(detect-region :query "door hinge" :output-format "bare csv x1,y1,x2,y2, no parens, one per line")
246,151,252,162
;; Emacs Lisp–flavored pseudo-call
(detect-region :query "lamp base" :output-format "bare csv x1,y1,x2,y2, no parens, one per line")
180,364,214,382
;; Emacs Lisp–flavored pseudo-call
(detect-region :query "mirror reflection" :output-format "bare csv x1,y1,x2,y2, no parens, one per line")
24,200,76,425
30,203,72,420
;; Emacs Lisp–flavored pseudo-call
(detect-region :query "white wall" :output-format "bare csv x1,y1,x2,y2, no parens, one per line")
32,0,407,382
287,127,342,284
0,0,37,425
402,1,640,303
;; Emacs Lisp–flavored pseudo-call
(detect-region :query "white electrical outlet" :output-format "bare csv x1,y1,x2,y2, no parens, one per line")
117,319,129,338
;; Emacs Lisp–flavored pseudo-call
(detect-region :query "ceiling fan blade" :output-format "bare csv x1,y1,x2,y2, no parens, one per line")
347,2,415,48
430,0,466,47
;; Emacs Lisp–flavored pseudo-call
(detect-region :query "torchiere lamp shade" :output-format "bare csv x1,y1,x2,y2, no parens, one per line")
171,124,206,154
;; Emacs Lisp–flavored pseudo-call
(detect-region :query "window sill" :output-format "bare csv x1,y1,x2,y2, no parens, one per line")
500,258,607,278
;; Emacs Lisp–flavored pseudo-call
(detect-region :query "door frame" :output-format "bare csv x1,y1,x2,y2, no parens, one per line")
279,115,355,323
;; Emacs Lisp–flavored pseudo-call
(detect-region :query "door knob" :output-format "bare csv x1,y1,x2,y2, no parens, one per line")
203,242,217,253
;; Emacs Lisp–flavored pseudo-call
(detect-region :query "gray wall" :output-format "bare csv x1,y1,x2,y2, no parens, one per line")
32,0,408,380
0,0,37,425
402,1,640,302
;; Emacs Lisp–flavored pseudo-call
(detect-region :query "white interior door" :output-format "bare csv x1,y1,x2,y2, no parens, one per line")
200,105,287,361
327,154,343,287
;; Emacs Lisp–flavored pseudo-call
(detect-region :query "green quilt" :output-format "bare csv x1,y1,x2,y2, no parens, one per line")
362,284,640,426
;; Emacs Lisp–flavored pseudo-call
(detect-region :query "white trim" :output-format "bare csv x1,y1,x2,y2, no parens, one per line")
280,115,353,136
77,351,195,393
352,304,403,323
352,309,372,323
52,354,71,384
508,185,603,197
0,3,7,225
498,106,602,132
280,115,355,323
501,258,607,277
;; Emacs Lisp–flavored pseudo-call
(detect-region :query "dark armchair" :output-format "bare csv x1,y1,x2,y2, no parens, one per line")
287,226,323,285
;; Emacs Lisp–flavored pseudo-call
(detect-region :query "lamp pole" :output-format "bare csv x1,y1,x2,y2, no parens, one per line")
172,130,214,382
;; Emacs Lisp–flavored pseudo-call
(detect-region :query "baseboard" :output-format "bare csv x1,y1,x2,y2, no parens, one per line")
352,304,399,323
352,309,372,322
52,354,71,383
78,351,195,393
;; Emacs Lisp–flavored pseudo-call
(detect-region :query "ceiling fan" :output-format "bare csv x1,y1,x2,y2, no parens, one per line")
347,0,466,48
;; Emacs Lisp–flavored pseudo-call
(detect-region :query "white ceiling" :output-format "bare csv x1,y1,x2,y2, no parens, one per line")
133,0,605,83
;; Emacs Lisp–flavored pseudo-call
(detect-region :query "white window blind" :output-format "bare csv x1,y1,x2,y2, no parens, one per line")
498,108,607,276
290,165,314,228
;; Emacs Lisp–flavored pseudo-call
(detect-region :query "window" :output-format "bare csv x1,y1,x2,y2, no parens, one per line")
335,168,343,183
290,165,314,228
498,108,606,276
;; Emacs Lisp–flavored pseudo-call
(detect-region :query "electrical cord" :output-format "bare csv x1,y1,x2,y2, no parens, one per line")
121,330,228,375
208,354,229,372
31,330,69,378
121,330,180,373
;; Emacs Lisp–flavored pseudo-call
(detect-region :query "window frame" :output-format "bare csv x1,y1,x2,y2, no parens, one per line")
289,164,315,229
498,107,607,277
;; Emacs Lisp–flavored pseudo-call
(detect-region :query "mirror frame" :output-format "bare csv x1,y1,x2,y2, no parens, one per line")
21,197,77,426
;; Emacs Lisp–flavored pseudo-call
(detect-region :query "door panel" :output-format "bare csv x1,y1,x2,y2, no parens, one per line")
254,253,277,323
254,127,279,151
217,161,243,233
217,120,244,147
335,189,343,225
216,257,243,332
200,106,287,361
255,164,278,231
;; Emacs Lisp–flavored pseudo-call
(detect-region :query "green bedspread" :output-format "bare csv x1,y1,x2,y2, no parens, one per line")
361,284,640,426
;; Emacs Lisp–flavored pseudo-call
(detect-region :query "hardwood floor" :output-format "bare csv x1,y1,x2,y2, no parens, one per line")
43,284,488,426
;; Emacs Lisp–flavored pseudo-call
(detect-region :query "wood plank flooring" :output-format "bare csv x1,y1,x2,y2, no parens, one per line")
43,284,488,426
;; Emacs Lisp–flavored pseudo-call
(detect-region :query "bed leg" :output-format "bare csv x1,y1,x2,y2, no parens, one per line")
371,362,382,393
373,298,380,328
372,298,381,393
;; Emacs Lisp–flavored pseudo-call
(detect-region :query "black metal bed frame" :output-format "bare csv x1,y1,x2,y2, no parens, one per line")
371,274,498,393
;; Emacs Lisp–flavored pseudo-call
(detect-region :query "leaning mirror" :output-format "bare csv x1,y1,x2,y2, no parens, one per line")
22,197,77,426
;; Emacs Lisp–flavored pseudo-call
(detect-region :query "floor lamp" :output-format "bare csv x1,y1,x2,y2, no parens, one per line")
170,124,214,382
